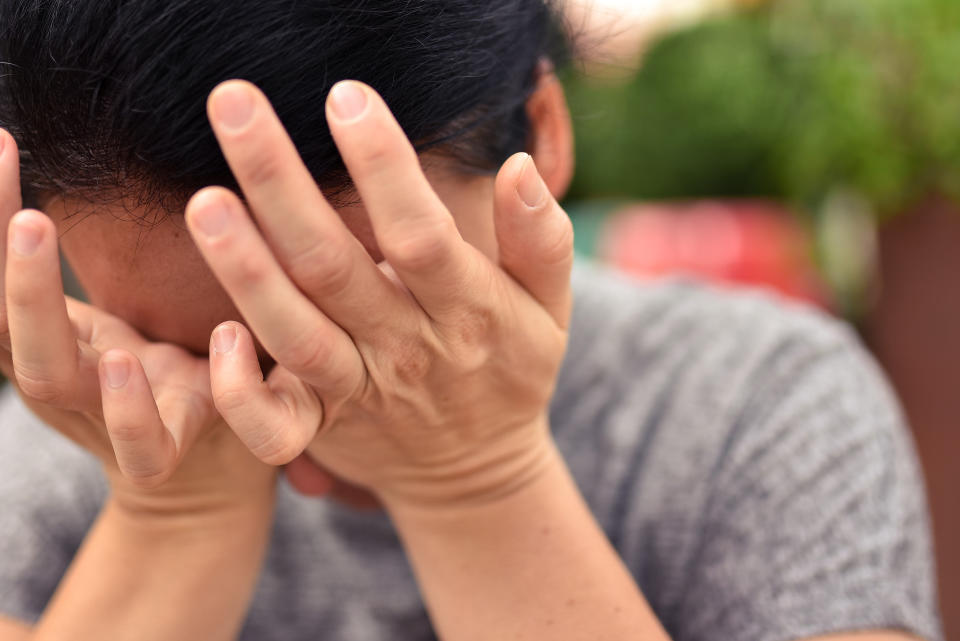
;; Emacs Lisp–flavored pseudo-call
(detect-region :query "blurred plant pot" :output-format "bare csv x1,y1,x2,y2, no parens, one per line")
584,199,832,308
864,195,960,638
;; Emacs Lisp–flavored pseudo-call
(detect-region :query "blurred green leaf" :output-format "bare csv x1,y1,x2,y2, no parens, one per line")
564,0,960,219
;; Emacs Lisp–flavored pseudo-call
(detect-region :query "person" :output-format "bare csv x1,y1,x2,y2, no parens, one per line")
0,1,943,640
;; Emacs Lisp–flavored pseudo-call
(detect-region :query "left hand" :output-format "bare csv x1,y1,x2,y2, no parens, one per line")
185,80,575,510
0,129,275,514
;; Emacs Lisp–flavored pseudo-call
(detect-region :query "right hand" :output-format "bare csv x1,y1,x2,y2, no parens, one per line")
0,128,277,516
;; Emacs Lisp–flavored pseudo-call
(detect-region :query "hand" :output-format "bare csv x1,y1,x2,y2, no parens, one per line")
185,80,575,510
0,129,275,515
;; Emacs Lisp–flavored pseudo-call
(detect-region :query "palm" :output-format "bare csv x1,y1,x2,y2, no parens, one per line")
2,297,269,496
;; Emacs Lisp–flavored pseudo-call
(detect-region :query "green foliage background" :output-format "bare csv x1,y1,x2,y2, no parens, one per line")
564,0,960,220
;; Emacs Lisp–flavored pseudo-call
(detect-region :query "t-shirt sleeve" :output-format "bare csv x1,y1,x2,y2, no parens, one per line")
676,326,942,641
0,387,107,624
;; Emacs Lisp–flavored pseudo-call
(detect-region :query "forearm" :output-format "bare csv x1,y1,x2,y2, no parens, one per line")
387,437,672,641
30,493,274,641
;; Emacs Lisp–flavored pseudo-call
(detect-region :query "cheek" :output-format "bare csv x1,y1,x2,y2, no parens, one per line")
58,218,241,354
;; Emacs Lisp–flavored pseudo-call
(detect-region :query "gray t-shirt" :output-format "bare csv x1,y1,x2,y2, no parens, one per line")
0,262,943,641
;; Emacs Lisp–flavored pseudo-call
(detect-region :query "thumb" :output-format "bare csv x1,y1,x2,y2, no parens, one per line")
493,153,575,329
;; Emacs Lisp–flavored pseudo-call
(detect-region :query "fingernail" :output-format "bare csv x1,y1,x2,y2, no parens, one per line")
517,155,546,208
103,358,130,389
193,201,231,239
10,216,43,257
212,83,255,130
328,81,369,122
213,325,237,354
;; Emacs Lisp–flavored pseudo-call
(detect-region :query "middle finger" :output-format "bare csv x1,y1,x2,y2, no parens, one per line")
206,80,412,339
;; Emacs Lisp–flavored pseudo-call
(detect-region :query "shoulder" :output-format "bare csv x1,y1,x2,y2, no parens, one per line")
557,259,872,453
554,259,882,534
566,259,859,381
565,261,912,470
558,261,941,641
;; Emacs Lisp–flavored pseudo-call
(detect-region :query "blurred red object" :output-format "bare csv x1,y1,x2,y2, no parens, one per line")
598,200,833,309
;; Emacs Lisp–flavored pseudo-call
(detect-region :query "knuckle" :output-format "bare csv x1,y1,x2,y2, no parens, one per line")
539,214,575,267
449,304,497,349
438,312,496,373
239,151,283,187
234,254,272,290
355,139,395,171
5,284,37,309
352,127,413,172
288,242,354,298
276,333,333,377
14,367,69,406
124,467,171,490
107,422,146,445
257,442,302,466
251,426,303,466
214,385,251,416
384,221,455,272
383,334,434,385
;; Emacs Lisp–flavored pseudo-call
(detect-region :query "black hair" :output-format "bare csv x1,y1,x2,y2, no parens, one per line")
0,0,569,214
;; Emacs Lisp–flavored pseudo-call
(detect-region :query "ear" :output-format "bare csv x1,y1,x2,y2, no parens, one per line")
526,62,575,201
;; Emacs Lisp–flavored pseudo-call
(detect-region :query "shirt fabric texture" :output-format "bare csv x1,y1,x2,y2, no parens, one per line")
0,261,943,641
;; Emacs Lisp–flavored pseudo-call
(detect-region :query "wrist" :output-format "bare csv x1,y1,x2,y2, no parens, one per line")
106,473,278,537
381,423,565,520
35,483,278,641
380,428,659,641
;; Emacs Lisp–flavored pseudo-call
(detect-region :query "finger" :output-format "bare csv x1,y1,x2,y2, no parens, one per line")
494,154,575,330
206,80,410,335
284,454,335,497
0,129,23,349
7,211,101,411
99,349,177,489
65,297,145,354
210,322,325,465
153,375,215,463
186,188,365,396
325,81,485,319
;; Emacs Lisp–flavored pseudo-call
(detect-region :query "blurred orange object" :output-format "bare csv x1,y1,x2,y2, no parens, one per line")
598,200,832,309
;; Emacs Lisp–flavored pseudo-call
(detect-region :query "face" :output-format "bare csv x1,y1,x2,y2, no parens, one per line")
44,165,501,355
40,74,574,354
